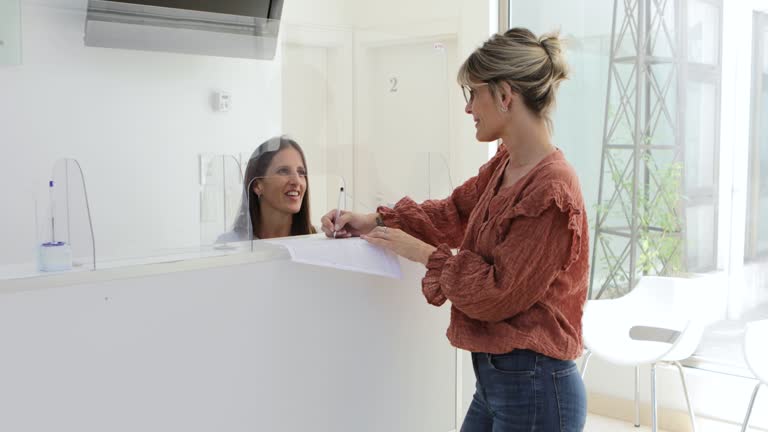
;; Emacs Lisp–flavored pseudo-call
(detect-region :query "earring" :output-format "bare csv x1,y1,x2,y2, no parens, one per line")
500,105,509,113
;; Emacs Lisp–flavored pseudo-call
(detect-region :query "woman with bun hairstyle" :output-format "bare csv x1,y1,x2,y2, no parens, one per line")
322,28,588,431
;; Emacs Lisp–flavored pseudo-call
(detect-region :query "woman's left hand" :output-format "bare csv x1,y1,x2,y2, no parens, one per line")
362,227,437,265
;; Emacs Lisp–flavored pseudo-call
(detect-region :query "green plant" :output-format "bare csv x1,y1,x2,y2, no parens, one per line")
636,152,683,275
592,138,684,296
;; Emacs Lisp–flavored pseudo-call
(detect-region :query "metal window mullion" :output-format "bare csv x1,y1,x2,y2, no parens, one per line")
677,0,689,270
710,0,723,269
589,0,623,298
747,13,766,259
630,0,647,285
499,1,509,33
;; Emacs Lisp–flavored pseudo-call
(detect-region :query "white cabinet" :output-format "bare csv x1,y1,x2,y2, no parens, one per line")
0,257,457,432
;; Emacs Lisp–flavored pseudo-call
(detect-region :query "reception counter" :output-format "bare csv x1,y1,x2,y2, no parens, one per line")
0,249,457,432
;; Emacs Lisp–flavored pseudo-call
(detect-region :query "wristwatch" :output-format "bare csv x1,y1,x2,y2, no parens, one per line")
375,213,385,227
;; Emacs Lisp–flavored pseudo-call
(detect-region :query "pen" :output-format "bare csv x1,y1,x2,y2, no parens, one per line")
49,180,55,243
333,186,344,238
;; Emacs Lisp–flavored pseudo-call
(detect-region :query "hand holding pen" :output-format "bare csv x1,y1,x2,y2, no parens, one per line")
320,209,380,239
320,204,437,264
332,187,344,238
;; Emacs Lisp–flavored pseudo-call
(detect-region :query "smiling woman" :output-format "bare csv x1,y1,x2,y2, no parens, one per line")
218,136,316,242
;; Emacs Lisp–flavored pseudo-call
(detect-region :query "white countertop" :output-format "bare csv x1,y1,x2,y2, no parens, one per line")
0,241,290,293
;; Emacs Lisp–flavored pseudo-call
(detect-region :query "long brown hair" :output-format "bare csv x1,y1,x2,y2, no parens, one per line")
233,136,315,239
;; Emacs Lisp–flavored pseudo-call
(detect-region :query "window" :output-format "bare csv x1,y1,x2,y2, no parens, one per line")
747,12,768,261
505,0,721,297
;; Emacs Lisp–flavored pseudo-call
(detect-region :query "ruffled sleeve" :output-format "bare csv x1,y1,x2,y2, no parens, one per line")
420,179,586,322
377,146,507,248
495,180,585,272
422,244,452,306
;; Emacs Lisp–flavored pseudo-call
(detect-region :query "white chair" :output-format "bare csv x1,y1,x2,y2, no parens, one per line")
741,319,768,432
580,276,712,432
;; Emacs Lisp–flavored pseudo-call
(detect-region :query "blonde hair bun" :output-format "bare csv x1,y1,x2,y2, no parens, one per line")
458,27,569,131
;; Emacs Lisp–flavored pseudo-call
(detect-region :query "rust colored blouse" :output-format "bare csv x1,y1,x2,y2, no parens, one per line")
378,146,589,360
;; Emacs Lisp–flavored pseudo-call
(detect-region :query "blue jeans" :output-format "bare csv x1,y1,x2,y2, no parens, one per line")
461,349,586,432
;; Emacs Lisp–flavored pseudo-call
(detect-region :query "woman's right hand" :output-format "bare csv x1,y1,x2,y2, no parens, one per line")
320,210,378,238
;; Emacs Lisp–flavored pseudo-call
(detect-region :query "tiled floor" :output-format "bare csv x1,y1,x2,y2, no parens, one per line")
587,415,670,431
586,414,748,432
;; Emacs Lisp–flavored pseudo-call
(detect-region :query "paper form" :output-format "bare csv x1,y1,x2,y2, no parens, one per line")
264,235,403,279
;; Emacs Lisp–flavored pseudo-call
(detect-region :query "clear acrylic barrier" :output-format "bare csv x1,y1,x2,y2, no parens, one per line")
201,172,351,246
44,172,354,274
199,154,244,247
354,151,454,211
35,158,96,271
240,172,416,280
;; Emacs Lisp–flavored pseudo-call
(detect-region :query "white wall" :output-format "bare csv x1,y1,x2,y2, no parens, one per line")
0,0,496,268
280,0,351,27
346,0,493,199
347,0,461,29
280,22,356,216
455,0,499,182
0,1,284,265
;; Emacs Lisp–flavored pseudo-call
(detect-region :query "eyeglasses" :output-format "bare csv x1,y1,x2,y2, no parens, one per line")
461,83,489,104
